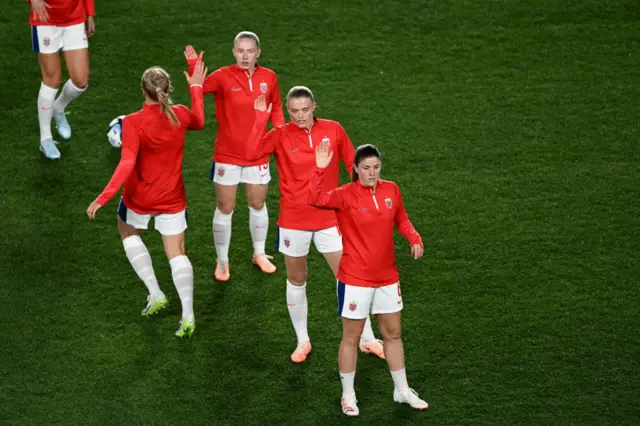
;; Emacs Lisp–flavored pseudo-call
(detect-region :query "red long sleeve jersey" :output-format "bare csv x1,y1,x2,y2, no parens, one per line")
96,86,205,214
29,0,95,26
247,110,355,230
188,60,285,166
308,168,423,287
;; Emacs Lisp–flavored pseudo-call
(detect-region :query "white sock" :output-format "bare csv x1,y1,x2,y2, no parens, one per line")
391,368,409,391
169,255,194,320
249,205,268,255
213,208,233,263
37,83,58,141
340,371,356,396
286,280,309,343
122,235,162,298
53,79,86,114
361,315,377,342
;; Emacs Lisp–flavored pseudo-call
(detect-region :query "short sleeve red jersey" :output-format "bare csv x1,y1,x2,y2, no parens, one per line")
246,111,355,230
28,0,95,27
308,168,423,287
95,86,205,214
187,60,285,166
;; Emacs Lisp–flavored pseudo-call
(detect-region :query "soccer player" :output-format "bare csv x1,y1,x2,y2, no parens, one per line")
28,0,95,159
247,88,385,363
308,142,429,416
86,62,207,338
183,31,284,281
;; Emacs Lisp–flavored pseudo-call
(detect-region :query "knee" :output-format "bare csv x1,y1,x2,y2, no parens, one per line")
287,273,306,286
248,200,265,210
216,201,235,215
380,325,402,342
42,72,62,89
72,75,89,89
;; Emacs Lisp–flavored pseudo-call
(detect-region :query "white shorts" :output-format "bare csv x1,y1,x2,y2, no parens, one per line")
31,23,88,54
277,226,343,257
337,281,403,319
210,161,271,185
118,200,187,236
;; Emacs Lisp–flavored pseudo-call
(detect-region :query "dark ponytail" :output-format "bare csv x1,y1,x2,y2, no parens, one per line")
351,144,381,182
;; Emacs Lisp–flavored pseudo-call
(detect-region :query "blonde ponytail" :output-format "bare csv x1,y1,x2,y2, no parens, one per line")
141,67,180,126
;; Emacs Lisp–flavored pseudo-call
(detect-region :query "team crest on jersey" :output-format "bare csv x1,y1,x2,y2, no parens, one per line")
284,237,290,248
260,81,268,93
385,197,392,209
43,37,50,47
348,301,358,312
321,137,330,146
217,167,225,177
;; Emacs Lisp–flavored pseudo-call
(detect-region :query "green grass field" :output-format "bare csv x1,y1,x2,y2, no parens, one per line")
1,0,639,424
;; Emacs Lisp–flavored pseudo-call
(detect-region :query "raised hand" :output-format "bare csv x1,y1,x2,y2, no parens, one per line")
31,0,50,23
184,59,208,86
410,244,424,260
315,139,334,168
254,95,272,113
184,45,204,61
86,201,102,220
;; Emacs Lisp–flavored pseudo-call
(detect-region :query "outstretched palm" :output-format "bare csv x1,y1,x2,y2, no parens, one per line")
315,141,333,168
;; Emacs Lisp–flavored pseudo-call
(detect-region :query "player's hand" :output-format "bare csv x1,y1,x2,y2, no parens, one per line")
184,59,207,86
315,139,334,168
410,244,424,260
85,16,95,38
86,201,102,220
184,45,204,62
31,0,50,23
254,95,272,113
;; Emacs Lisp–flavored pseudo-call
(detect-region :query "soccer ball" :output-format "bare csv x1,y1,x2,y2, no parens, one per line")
107,115,125,148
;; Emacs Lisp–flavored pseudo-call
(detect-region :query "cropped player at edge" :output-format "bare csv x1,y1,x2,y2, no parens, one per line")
184,31,285,281
309,143,429,416
247,88,385,363
28,0,95,159
86,62,208,338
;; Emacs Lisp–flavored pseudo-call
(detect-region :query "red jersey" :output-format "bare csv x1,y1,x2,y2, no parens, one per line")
95,86,204,214
187,59,285,166
28,0,95,27
308,167,423,287
246,110,355,230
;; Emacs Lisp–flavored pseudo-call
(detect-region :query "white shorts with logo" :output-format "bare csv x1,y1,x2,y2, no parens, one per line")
31,22,88,54
277,226,343,257
118,200,187,236
210,161,271,185
337,281,403,319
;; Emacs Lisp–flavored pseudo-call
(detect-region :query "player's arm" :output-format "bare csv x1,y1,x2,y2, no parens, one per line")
308,142,346,210
92,118,140,208
393,185,424,259
246,95,277,161
269,76,286,127
184,46,218,94
337,123,356,174
183,59,207,130
84,0,96,37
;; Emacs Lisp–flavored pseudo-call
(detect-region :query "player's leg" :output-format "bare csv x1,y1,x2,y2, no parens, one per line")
279,228,313,362
53,23,90,140
337,281,372,416
33,25,63,159
117,201,167,315
375,284,428,411
316,227,385,359
157,210,194,338
242,163,275,273
211,162,240,281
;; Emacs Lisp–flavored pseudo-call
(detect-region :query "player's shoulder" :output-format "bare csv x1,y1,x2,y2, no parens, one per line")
315,117,344,130
172,104,191,118
256,64,278,78
379,179,400,193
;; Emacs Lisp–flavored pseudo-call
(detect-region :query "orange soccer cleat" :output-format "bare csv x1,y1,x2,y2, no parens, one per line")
214,260,230,282
290,341,312,363
252,254,277,274
359,339,385,359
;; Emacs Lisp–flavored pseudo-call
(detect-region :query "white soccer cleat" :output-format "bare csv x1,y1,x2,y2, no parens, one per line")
341,393,359,416
393,387,429,411
53,111,71,140
39,139,61,160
